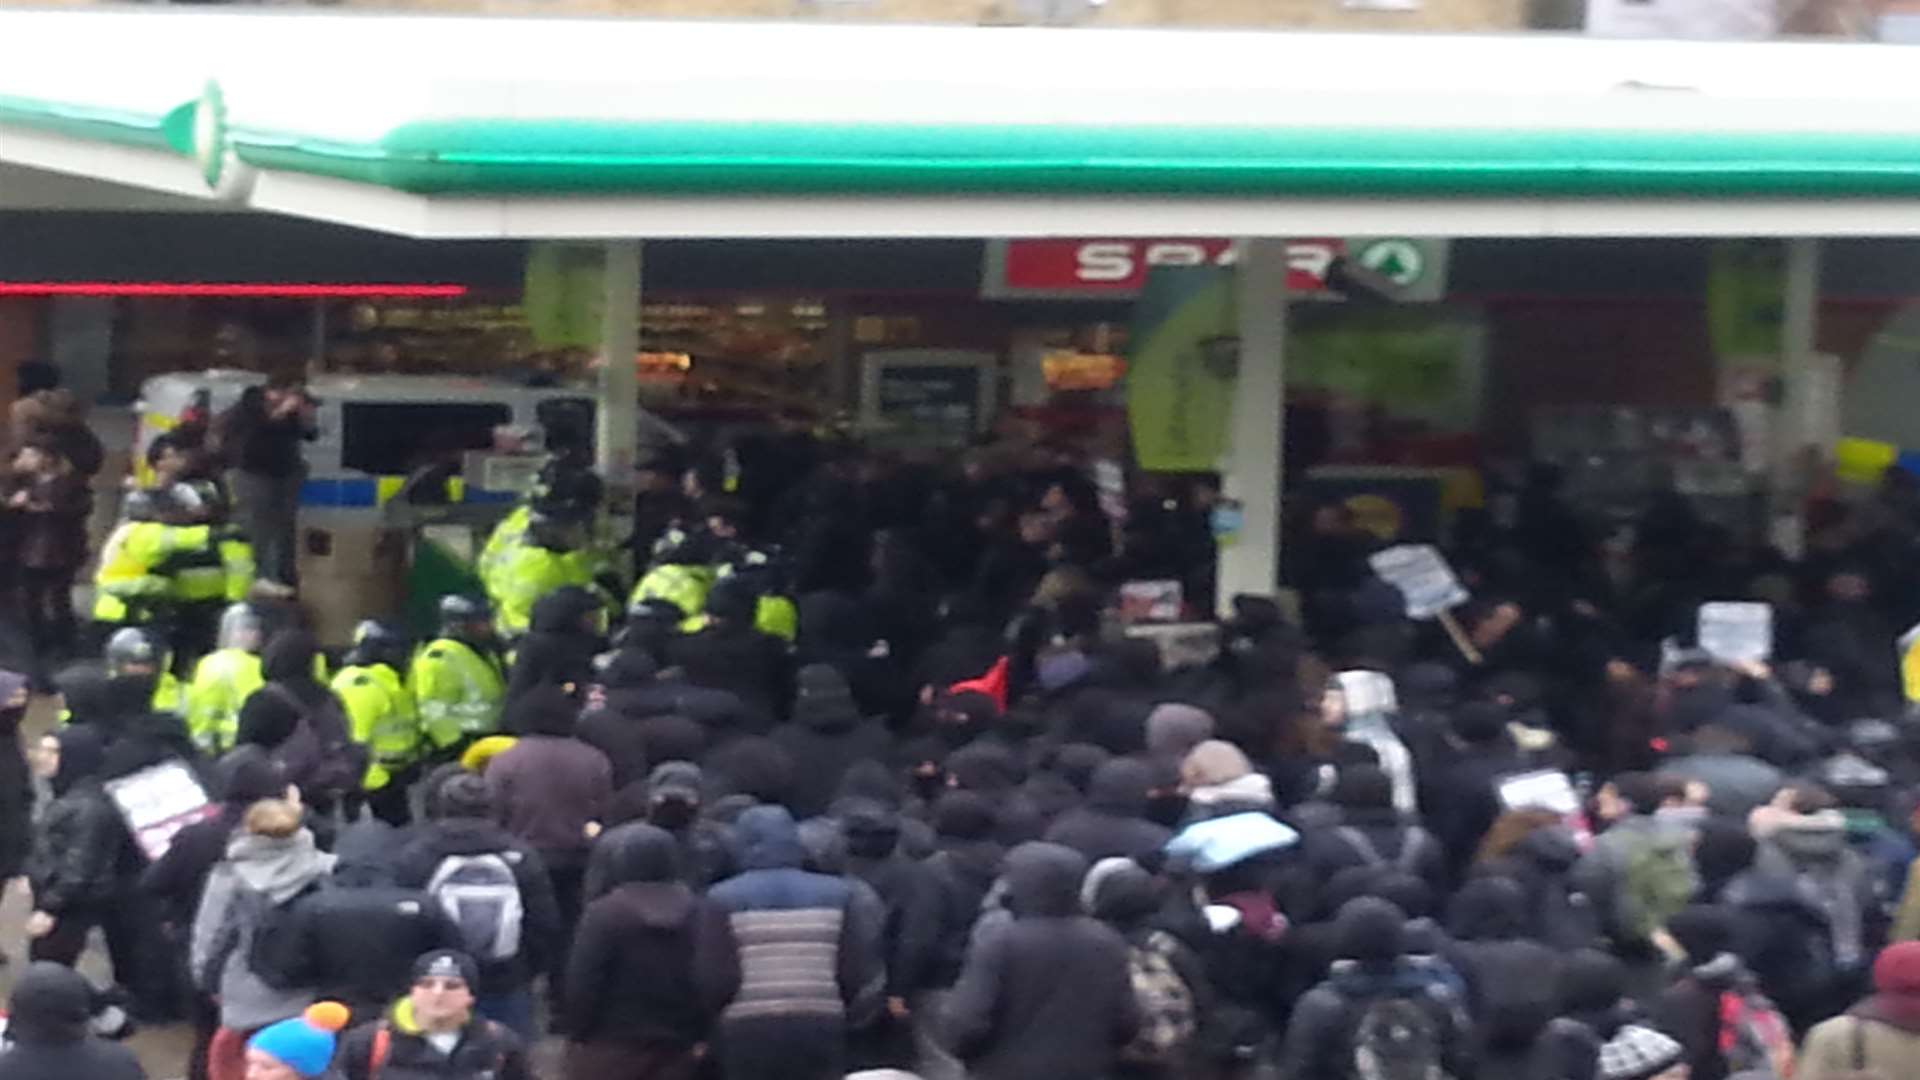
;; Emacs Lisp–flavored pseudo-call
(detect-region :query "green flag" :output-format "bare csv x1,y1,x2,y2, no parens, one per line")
1708,240,1785,362
524,243,606,349
1127,266,1238,473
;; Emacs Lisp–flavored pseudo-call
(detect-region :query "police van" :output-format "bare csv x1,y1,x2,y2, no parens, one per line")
133,370,599,511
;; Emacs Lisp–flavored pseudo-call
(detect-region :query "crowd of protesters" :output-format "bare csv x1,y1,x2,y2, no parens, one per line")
5,409,1920,1080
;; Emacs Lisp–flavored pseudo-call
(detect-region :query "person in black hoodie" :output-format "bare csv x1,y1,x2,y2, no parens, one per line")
392,772,563,1040
600,761,734,893
603,655,762,741
839,797,944,1067
504,586,603,707
1429,702,1529,877
563,823,738,1080
922,790,1007,984
255,821,462,1026
255,631,363,816
771,664,892,820
1281,897,1476,1080
796,589,910,724
1043,758,1174,863
0,963,145,1080
1292,765,1447,903
24,727,143,980
945,741,1044,846
1443,875,1564,1072
667,577,793,723
944,841,1140,1080
577,649,665,788
0,672,33,892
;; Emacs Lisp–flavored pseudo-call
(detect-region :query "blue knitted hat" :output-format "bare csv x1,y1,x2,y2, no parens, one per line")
247,1002,349,1078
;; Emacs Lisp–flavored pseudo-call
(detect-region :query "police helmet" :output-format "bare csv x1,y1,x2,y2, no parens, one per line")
216,602,269,653
438,594,493,637
531,461,604,522
120,489,168,523
527,510,586,553
626,596,686,626
104,627,166,676
348,619,411,670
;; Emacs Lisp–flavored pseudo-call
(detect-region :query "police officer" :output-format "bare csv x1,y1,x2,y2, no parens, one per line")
333,620,422,826
629,528,718,634
487,510,607,642
183,602,271,755
480,461,613,642
91,488,177,636
410,596,508,762
104,626,185,717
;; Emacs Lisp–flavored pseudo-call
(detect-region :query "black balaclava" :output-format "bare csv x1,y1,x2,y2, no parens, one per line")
49,725,107,797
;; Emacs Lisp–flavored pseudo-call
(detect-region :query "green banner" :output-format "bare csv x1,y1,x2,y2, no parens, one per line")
523,242,606,349
1708,240,1785,362
1127,266,1237,472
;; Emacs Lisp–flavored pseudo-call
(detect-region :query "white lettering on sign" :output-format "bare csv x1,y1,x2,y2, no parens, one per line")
1070,240,1338,286
1075,242,1138,282
1286,242,1338,284
1073,240,1240,283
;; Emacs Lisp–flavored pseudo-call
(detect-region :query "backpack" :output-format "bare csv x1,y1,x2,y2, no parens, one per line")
1120,930,1199,1065
1349,994,1451,1080
426,851,525,963
1616,829,1697,943
1717,986,1794,1079
234,879,321,991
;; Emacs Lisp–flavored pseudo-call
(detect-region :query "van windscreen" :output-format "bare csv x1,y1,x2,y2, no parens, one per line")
340,401,513,475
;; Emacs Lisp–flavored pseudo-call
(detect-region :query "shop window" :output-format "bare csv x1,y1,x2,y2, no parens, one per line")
341,402,512,475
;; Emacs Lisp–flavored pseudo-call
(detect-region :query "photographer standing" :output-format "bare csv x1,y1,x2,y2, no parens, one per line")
216,382,316,590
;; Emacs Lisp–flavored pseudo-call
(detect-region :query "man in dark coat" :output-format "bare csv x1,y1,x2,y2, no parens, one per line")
602,654,761,740
503,587,603,707
771,664,892,820
667,578,794,723
564,823,738,1080
1042,758,1174,863
1280,897,1476,1080
0,963,144,1080
1292,764,1447,905
839,799,945,1029
1427,702,1528,874
942,841,1140,1080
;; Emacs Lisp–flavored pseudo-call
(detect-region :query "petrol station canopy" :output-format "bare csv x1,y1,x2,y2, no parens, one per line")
6,8,1920,240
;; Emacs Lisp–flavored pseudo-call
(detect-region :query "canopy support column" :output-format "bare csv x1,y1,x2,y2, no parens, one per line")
1215,237,1289,616
597,240,641,479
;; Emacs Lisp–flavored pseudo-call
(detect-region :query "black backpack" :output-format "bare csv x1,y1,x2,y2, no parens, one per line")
1348,992,1451,1080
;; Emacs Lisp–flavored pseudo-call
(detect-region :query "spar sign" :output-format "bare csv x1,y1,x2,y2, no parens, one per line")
981,238,1448,301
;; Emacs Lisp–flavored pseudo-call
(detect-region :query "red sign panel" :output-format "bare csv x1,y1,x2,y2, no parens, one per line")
987,238,1345,298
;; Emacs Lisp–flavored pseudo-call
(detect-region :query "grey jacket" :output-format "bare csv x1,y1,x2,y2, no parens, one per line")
189,828,336,1031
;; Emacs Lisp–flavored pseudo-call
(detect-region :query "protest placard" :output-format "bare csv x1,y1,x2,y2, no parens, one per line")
1698,601,1773,666
105,760,216,861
